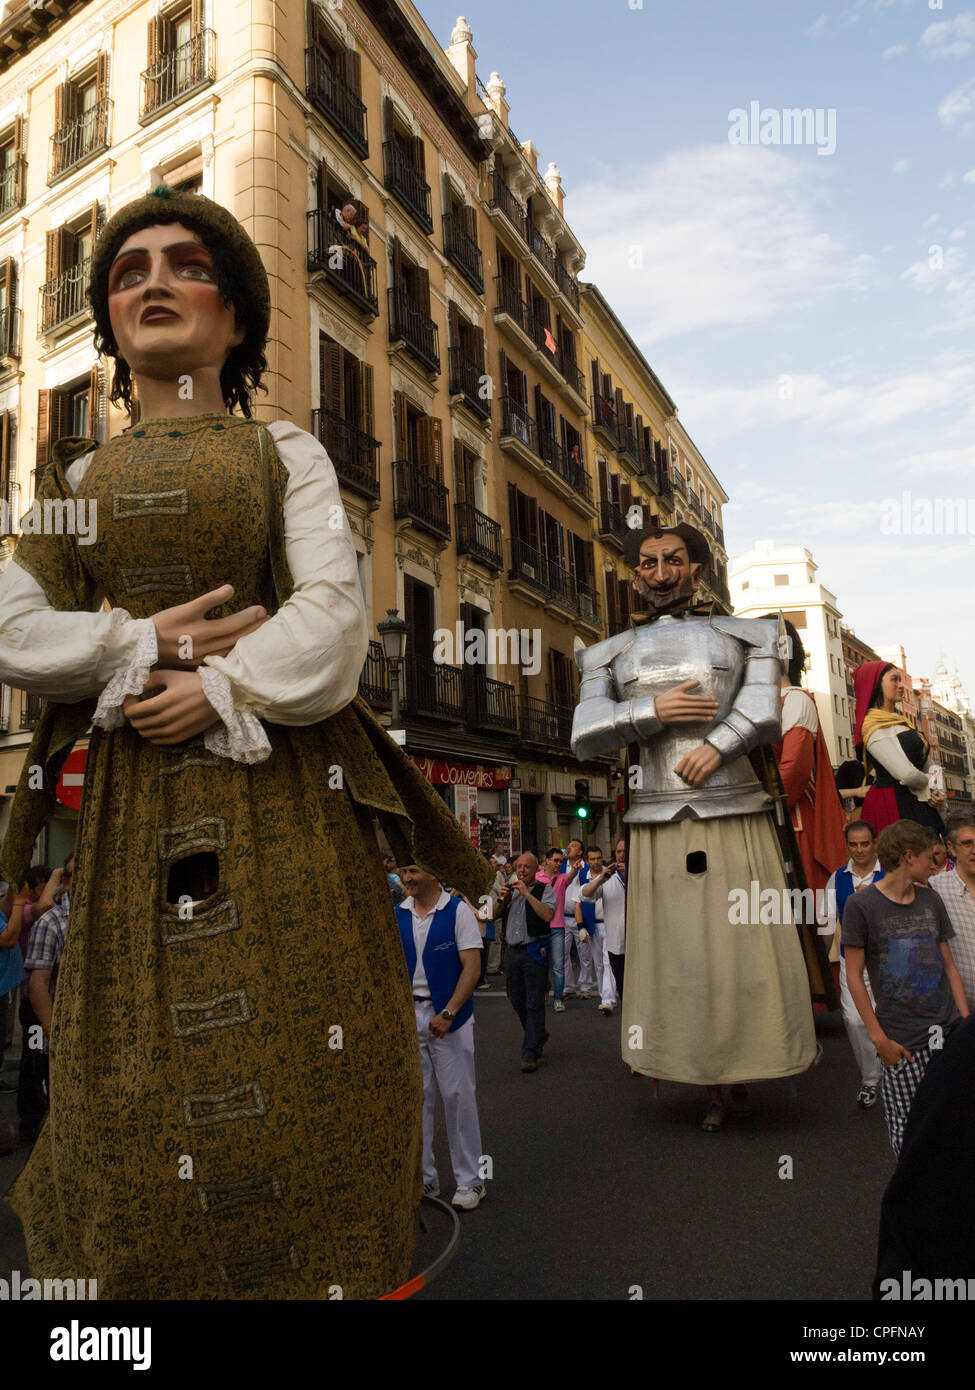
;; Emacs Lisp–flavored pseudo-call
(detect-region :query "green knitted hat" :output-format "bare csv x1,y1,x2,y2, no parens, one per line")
88,183,271,360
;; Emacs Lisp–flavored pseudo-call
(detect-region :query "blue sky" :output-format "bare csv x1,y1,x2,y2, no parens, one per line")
425,0,975,701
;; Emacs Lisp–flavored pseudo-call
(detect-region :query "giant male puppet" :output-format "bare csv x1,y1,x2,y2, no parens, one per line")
571,523,819,1131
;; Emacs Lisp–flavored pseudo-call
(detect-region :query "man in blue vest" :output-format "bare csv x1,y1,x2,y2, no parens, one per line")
823,820,885,1108
397,862,486,1210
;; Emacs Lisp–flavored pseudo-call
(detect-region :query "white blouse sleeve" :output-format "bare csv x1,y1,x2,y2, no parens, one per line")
0,452,158,705
781,688,819,737
867,726,932,799
200,420,368,728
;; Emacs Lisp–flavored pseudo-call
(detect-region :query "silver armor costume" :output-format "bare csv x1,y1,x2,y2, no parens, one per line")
571,610,818,1088
571,613,781,817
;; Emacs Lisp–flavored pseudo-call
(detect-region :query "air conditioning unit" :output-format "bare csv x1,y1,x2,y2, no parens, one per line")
522,564,537,580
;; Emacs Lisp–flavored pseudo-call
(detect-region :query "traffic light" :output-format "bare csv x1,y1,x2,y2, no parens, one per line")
574,778,591,821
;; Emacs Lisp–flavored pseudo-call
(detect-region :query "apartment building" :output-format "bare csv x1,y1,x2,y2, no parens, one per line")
730,540,852,764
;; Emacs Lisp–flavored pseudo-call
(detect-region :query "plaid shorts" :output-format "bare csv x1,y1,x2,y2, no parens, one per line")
880,1042,933,1155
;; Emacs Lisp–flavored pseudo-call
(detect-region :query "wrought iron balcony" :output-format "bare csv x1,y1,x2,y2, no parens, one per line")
388,284,440,373
671,471,687,499
304,45,368,157
500,396,538,454
311,407,380,503
564,452,593,506
592,394,620,446
463,673,518,733
383,140,433,232
527,222,558,281
575,579,599,625
39,258,91,335
638,448,658,489
307,209,379,316
49,98,111,182
0,157,26,218
20,690,44,731
0,305,21,360
359,640,391,707
701,507,715,535
442,213,483,292
405,654,464,721
140,29,215,122
547,556,576,612
559,351,585,400
489,167,527,241
688,489,702,516
393,458,450,540
556,259,580,311
714,521,725,547
618,424,641,468
494,274,529,333
518,693,572,748
448,345,490,420
538,427,563,477
599,499,627,548
455,501,503,570
509,536,548,594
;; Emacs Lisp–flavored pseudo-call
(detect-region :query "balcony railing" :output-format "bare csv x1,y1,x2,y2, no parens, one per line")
39,258,91,335
715,522,725,547
527,222,558,281
599,499,627,547
0,305,21,359
140,29,215,122
618,425,641,468
494,274,528,332
701,508,715,534
442,213,483,292
383,140,433,232
489,167,527,241
0,157,26,218
393,458,450,540
688,489,702,516
359,639,391,706
559,351,585,400
307,208,379,316
455,501,503,570
671,472,687,499
304,45,368,157
20,690,44,731
538,427,563,477
509,536,548,594
564,451,593,505
518,693,572,748
49,98,111,182
556,259,580,311
463,674,518,733
592,394,620,445
388,284,440,373
547,556,576,611
500,396,538,454
576,579,599,624
405,654,464,721
311,407,380,503
637,448,658,489
448,345,490,420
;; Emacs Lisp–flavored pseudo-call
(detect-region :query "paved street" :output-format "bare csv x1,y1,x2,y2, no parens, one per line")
1,988,891,1301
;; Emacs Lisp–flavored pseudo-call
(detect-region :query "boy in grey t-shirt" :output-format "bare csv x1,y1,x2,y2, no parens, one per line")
844,820,970,1153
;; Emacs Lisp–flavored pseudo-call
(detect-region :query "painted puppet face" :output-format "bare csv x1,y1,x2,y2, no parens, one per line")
633,535,701,611
107,223,244,385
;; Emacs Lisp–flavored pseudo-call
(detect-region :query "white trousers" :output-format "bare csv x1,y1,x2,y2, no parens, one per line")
564,918,595,994
415,1001,482,1190
839,953,881,1086
597,929,618,1008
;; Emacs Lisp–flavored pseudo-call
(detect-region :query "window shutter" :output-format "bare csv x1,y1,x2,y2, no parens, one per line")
533,383,543,429
319,336,343,417
605,571,619,636
507,481,519,539
0,411,10,491
44,229,62,282
463,203,477,241
590,358,600,406
383,97,394,141
191,0,204,33
499,347,509,398
316,159,328,212
584,539,594,586
86,202,101,249
391,236,404,291
473,324,485,375
53,83,67,131
11,116,24,204
393,390,409,458
618,576,631,626
87,366,99,439
614,386,626,426
621,479,632,513
429,416,443,480
416,414,433,474
343,48,362,96
411,134,425,177
453,438,466,503
415,265,430,314
361,362,375,439
441,172,450,215
96,53,110,103
35,389,51,483
448,300,460,347
0,259,11,356
597,456,610,506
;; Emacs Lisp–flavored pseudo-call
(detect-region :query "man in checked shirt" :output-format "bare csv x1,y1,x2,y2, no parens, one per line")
930,812,975,1010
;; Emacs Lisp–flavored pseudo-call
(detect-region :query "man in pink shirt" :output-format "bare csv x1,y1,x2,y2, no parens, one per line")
536,847,581,1012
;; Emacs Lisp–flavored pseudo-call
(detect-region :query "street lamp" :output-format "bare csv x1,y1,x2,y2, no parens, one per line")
377,608,408,735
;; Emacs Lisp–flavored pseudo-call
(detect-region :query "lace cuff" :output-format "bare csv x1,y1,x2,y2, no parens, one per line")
199,666,272,765
92,620,159,730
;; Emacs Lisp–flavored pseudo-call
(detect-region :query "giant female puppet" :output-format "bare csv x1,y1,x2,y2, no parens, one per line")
571,524,821,1132
0,186,491,1298
853,661,945,837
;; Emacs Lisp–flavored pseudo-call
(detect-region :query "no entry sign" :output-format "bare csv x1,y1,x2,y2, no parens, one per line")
56,750,87,810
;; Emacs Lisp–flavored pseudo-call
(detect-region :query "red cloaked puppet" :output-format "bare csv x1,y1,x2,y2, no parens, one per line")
767,617,848,914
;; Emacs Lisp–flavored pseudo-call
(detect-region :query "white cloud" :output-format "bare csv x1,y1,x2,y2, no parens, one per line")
963,168,975,182
892,158,911,174
920,13,975,60
937,76,975,131
573,145,866,345
882,43,907,59
808,13,828,39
